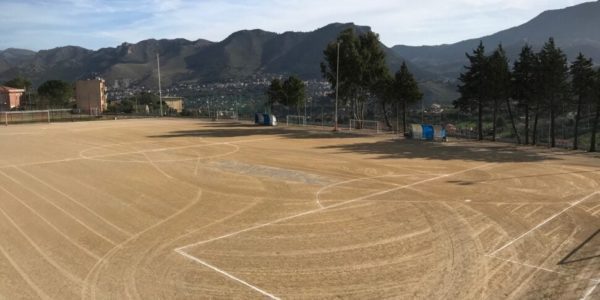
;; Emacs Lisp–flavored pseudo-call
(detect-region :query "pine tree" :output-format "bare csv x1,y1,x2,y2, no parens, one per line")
513,45,539,145
590,69,600,152
538,38,569,147
456,41,487,141
487,44,515,142
393,62,423,133
570,53,595,150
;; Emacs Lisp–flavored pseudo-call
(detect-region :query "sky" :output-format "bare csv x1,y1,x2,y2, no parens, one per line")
0,0,592,51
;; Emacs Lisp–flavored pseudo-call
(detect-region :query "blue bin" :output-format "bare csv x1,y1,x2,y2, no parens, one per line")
263,114,270,126
422,124,434,140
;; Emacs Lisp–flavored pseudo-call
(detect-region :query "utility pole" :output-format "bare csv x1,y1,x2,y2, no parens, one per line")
334,41,341,131
157,53,163,117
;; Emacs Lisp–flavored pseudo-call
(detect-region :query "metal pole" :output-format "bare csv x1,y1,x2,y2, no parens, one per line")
421,99,424,123
334,41,341,131
157,53,163,117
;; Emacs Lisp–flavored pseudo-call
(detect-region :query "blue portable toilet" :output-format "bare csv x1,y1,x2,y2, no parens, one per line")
422,124,434,140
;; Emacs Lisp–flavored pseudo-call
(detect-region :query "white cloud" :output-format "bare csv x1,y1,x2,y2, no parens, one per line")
0,0,591,50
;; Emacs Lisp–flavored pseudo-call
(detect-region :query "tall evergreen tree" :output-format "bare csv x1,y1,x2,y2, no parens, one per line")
538,38,569,147
456,41,487,141
590,69,600,152
513,45,539,145
282,76,306,114
266,78,283,112
570,53,595,150
393,62,423,133
487,44,516,142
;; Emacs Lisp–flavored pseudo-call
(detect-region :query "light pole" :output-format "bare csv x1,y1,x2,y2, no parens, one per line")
157,53,163,117
334,41,341,131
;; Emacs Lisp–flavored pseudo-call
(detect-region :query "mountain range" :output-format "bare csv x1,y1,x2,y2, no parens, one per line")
0,23,427,87
1,1,600,104
392,0,600,80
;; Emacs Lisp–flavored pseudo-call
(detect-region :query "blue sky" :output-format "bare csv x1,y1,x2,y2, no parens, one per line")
0,0,591,51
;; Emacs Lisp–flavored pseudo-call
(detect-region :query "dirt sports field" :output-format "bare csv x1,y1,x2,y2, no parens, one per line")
0,118,599,300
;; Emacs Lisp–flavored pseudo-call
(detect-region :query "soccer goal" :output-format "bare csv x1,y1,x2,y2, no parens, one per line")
286,115,307,126
216,110,238,121
349,119,381,133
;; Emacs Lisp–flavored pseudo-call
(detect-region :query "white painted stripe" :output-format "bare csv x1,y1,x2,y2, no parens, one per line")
175,249,280,300
177,163,492,250
485,255,597,282
488,192,598,256
582,281,600,300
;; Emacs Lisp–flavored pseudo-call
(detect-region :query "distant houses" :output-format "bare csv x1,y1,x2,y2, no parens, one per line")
0,86,25,111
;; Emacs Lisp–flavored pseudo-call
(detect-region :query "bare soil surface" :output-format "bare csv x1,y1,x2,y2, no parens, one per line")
0,118,599,299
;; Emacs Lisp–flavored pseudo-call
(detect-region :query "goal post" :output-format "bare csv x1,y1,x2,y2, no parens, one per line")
1,109,72,125
286,115,307,126
349,119,381,133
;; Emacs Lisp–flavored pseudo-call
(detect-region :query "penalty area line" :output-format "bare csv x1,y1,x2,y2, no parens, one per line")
175,249,280,300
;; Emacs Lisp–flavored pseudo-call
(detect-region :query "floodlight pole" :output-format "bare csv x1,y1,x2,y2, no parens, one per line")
157,53,163,117
334,41,341,131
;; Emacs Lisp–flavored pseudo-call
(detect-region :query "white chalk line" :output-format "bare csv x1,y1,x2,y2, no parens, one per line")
0,137,276,170
315,174,419,208
177,163,492,251
81,188,202,300
141,152,174,179
485,255,598,283
488,191,599,257
175,249,280,300
174,163,492,298
79,137,276,161
0,242,52,300
14,166,133,237
582,281,600,300
0,169,119,245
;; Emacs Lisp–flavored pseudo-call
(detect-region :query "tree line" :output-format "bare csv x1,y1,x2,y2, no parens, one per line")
2,77,74,109
266,28,422,132
456,38,600,152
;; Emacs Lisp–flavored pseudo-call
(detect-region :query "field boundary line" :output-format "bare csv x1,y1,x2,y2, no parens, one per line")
176,163,492,251
488,191,598,256
175,249,280,300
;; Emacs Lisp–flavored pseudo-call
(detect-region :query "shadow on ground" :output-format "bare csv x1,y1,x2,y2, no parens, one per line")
149,122,563,163
148,122,371,140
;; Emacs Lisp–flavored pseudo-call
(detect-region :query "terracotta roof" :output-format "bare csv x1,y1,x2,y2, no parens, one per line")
0,86,25,93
